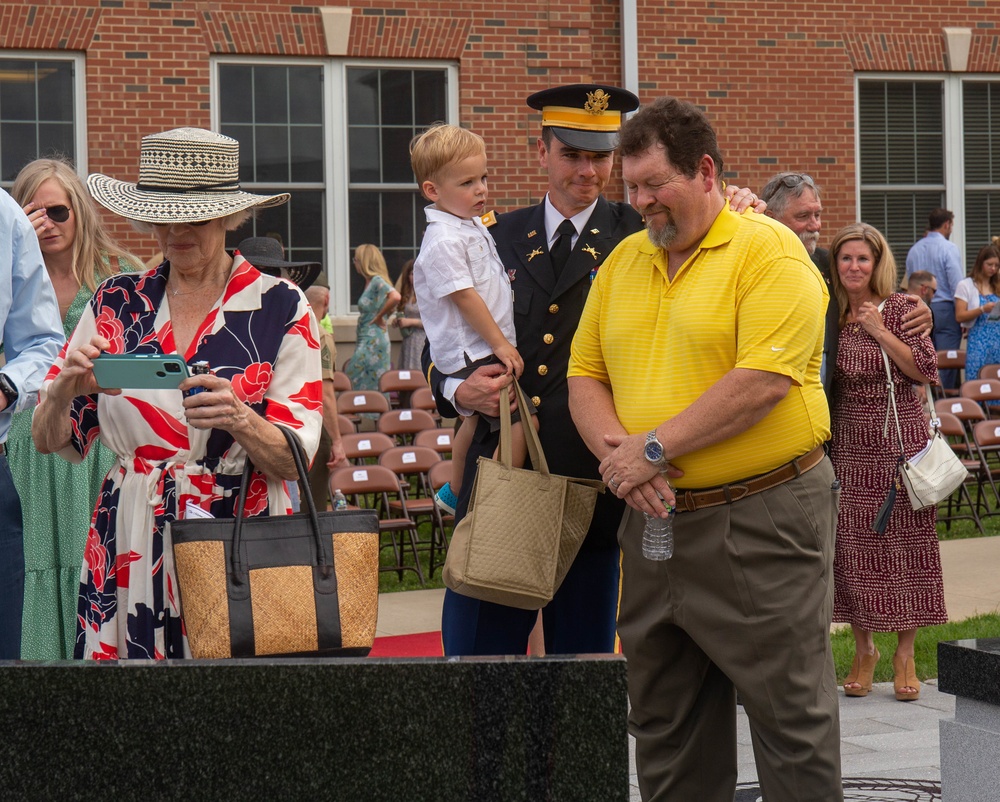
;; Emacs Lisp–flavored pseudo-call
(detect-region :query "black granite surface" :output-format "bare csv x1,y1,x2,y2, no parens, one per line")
0,655,627,801
937,638,1000,706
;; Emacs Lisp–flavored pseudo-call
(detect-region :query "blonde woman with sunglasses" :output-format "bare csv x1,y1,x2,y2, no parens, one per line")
9,157,144,660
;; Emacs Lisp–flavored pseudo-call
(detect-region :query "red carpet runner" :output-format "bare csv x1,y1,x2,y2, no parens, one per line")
369,631,444,658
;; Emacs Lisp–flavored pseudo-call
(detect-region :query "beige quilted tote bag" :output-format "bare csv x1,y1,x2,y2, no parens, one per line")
443,379,605,610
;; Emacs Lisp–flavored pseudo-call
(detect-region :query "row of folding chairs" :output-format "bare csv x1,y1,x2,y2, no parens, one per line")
329,445,453,585
933,349,1000,399
333,369,432,411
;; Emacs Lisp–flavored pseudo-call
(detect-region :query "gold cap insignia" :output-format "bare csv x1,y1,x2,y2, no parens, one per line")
585,89,611,115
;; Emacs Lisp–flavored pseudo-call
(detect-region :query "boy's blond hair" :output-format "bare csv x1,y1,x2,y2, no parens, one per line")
409,123,486,187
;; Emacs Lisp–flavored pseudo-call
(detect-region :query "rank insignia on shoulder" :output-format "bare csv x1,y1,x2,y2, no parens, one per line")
480,210,497,227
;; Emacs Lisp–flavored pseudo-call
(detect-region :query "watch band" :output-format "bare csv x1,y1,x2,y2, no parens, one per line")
0,373,18,409
644,429,669,468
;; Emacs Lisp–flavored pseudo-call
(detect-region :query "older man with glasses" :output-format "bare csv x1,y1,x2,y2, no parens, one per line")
760,172,931,397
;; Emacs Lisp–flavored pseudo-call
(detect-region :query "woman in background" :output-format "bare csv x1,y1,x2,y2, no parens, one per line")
345,244,400,390
827,222,944,703
390,258,426,372
955,242,1000,387
10,157,143,659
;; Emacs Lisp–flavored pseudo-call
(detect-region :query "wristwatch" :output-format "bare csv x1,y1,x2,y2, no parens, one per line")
644,430,669,469
0,373,18,410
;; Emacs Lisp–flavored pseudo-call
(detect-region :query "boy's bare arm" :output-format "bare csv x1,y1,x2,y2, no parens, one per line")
450,288,523,376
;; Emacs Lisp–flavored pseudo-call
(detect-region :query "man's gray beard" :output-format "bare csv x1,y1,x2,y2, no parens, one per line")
648,222,678,250
800,231,820,254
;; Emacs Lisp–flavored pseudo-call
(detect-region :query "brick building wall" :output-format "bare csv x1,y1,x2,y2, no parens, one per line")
2,0,999,263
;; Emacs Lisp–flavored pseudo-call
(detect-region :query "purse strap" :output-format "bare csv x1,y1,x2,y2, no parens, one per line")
230,424,333,580
498,378,548,477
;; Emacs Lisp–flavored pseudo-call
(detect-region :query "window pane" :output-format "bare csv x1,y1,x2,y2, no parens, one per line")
349,190,380,246
222,124,255,177
414,71,447,122
253,68,289,125
37,64,74,121
380,71,413,126
964,82,1000,184
290,126,323,182
964,191,1000,267
289,190,324,254
860,190,944,281
382,128,415,182
288,67,322,125
2,122,37,182
254,125,289,183
349,127,380,182
0,62,38,120
37,122,75,161
347,68,380,126
859,80,943,186
219,65,253,123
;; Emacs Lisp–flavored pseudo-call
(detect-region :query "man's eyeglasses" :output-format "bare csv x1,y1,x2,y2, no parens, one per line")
922,285,937,296
45,205,72,223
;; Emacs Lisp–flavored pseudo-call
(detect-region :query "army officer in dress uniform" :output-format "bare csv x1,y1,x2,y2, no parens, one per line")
425,84,763,656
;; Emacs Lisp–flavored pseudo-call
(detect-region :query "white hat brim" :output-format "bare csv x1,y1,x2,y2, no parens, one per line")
86,173,289,224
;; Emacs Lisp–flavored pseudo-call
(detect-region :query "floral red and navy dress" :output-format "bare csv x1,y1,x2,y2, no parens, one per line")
41,256,322,660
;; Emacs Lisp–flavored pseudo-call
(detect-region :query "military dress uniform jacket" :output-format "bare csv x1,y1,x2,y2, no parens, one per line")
427,197,644,550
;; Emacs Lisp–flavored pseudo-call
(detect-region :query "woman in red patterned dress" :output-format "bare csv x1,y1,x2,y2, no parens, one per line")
828,222,945,702
31,128,322,659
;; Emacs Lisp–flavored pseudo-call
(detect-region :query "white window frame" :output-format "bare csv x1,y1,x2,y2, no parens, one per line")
210,56,458,318
0,50,87,184
854,72,1000,266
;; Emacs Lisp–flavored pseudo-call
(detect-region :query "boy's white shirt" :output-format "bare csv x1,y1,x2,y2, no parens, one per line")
413,204,515,378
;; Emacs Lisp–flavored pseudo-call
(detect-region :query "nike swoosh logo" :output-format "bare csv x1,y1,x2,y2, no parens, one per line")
771,346,786,351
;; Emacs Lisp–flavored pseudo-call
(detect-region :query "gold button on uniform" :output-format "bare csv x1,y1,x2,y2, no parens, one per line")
548,304,559,314
543,333,554,344
538,364,548,376
532,396,542,408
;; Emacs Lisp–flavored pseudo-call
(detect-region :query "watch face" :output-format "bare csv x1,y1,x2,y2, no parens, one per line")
645,441,664,463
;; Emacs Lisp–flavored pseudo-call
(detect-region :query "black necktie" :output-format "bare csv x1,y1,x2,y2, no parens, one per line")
550,219,576,279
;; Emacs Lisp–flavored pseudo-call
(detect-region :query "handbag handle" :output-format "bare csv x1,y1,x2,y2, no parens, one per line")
230,424,333,582
498,378,548,477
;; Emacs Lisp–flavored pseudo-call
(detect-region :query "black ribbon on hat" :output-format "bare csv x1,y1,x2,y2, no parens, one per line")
135,180,242,193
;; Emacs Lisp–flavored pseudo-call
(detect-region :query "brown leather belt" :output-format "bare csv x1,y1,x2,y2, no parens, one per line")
674,445,826,513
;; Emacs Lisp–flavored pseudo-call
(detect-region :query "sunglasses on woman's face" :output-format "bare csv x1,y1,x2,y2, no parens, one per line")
152,219,212,228
45,205,72,223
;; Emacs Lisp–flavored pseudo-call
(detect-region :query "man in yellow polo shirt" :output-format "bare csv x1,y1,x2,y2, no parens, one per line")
568,97,842,802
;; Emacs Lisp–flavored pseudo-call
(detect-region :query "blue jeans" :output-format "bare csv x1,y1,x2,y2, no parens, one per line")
0,452,24,659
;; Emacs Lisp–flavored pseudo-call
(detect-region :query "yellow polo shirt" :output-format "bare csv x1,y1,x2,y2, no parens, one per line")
568,205,830,488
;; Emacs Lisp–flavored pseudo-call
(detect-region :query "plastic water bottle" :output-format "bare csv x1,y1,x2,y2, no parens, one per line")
642,505,674,561
332,489,348,511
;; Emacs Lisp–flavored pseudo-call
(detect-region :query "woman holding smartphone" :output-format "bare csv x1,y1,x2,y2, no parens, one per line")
32,128,322,660
10,157,143,660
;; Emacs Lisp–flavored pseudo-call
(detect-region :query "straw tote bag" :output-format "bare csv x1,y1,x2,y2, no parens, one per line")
170,425,380,658
443,379,606,610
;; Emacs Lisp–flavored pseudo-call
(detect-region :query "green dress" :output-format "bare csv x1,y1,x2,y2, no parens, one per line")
12,255,141,659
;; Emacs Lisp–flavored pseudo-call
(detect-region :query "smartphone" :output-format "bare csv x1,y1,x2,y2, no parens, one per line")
91,353,190,390
988,304,1000,321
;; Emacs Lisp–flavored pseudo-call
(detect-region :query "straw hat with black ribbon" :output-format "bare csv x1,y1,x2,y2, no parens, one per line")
86,127,288,224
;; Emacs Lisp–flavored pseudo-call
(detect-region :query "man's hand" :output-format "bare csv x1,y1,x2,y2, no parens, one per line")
600,432,684,516
453,362,513,418
725,184,767,215
900,294,933,338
